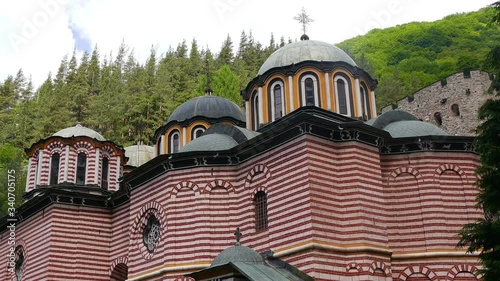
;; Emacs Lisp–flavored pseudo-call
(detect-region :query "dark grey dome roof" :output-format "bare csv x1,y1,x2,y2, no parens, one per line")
179,124,260,153
368,110,448,138
167,96,245,123
258,40,356,75
211,245,264,267
53,124,105,141
124,143,155,167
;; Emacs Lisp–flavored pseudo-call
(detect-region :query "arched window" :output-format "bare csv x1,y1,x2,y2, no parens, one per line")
252,91,259,130
143,215,161,253
300,73,320,107
15,246,25,281
254,191,268,231
434,112,442,126
334,74,353,116
268,80,285,122
76,152,86,185
169,131,180,154
50,153,60,185
360,83,371,120
451,104,460,116
101,158,109,189
192,126,206,140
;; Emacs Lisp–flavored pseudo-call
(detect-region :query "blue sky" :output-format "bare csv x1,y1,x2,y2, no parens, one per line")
0,0,495,88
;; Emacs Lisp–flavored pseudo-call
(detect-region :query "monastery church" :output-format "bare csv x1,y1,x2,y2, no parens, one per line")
0,35,485,281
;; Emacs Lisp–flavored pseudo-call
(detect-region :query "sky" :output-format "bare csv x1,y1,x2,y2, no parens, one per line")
0,0,495,88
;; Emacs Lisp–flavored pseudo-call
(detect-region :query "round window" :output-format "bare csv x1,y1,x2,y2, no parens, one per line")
142,215,161,253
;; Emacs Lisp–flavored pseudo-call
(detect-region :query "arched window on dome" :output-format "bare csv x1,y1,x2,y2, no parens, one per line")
300,73,320,107
101,157,109,189
192,125,206,140
76,152,87,185
360,82,371,120
254,191,268,231
268,80,285,122
169,130,180,153
50,153,60,185
334,74,353,116
252,91,259,130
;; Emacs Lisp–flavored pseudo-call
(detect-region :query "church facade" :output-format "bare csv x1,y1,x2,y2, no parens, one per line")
1,38,485,281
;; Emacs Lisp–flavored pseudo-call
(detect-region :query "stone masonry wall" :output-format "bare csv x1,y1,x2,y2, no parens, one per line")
381,70,496,136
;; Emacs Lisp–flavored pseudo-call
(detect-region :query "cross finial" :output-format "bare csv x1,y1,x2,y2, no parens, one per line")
234,227,242,245
294,7,314,37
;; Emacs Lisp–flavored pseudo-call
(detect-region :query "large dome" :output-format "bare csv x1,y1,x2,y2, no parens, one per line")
258,40,356,75
211,245,264,267
124,143,155,167
53,124,106,141
167,95,245,123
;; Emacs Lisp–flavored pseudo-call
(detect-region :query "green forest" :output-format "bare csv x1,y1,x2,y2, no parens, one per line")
1,7,499,215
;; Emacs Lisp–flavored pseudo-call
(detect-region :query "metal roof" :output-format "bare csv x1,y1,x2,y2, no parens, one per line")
53,124,106,141
258,40,356,75
167,95,245,123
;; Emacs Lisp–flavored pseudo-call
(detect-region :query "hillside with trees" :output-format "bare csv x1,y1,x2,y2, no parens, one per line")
338,7,500,109
1,7,500,215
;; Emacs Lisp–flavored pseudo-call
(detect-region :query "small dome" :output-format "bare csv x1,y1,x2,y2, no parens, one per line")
258,40,356,75
368,110,448,138
180,134,238,153
125,143,155,167
179,124,260,153
384,120,448,138
211,245,264,267
53,124,105,141
167,96,245,123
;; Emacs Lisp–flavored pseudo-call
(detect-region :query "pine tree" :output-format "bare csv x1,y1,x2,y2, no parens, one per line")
216,34,234,67
212,65,241,105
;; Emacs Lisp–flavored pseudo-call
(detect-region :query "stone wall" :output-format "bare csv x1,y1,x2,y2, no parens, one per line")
381,70,495,136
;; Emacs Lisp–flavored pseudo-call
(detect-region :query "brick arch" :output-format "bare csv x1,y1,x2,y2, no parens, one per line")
129,201,166,260
398,265,439,281
205,179,234,193
434,164,467,184
245,164,271,189
101,145,116,157
109,256,128,275
389,166,423,183
249,186,269,200
446,264,480,280
369,261,390,276
171,181,200,198
346,262,362,273
46,141,64,153
73,141,94,153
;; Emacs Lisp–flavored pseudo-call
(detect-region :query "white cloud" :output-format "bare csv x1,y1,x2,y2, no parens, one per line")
0,0,494,89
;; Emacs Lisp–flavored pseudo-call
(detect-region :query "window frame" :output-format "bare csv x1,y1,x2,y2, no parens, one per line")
334,74,353,116
252,91,259,130
76,152,87,185
50,152,60,185
268,79,285,122
360,82,371,120
101,157,109,189
254,191,269,231
300,73,320,107
169,130,180,154
191,125,206,140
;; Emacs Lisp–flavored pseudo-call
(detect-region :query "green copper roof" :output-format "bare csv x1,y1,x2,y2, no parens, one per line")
180,134,238,152
367,110,448,138
258,40,356,75
211,245,264,266
384,120,448,138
